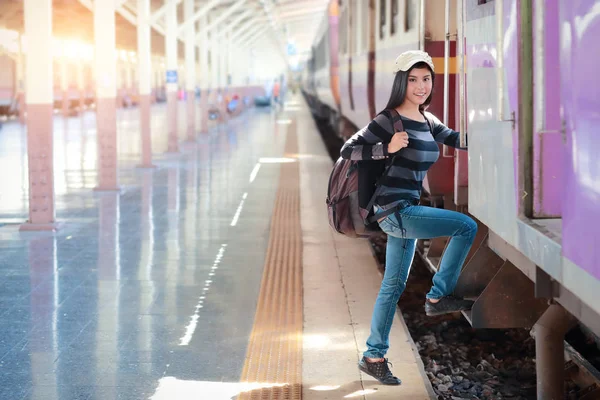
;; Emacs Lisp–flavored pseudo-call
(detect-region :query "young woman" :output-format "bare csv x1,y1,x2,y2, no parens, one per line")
340,50,478,385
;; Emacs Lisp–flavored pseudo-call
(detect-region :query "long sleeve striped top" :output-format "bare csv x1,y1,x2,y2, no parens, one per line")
340,110,466,211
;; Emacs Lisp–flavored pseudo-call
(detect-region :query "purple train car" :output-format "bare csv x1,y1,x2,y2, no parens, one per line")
464,0,600,337
442,0,600,397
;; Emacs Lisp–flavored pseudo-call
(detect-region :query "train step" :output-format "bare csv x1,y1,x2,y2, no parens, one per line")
453,234,549,329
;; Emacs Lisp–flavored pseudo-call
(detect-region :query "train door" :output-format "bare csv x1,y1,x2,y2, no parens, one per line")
530,0,562,219
420,0,458,204
558,0,600,277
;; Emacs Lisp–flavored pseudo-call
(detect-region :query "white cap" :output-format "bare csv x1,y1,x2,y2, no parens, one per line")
392,50,435,73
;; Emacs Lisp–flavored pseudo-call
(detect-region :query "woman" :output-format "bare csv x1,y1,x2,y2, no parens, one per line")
340,50,478,385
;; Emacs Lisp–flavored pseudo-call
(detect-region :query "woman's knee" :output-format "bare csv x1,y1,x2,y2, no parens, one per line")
379,279,406,296
460,216,478,238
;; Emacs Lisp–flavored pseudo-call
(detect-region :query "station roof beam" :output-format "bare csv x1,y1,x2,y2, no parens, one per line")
195,0,247,40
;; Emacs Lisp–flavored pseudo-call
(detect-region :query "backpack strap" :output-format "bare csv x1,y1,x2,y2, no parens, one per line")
364,109,403,223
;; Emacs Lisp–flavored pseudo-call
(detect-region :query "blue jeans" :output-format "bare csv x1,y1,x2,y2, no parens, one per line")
363,202,477,359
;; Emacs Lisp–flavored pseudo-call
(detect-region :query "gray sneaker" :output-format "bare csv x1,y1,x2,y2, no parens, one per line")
358,357,402,385
425,295,474,316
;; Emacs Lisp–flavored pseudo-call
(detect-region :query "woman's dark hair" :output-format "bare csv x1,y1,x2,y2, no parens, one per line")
383,61,435,113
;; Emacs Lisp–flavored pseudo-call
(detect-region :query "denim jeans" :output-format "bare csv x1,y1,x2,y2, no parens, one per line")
363,202,477,359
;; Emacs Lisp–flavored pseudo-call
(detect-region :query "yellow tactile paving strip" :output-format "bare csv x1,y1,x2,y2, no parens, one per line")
239,118,303,400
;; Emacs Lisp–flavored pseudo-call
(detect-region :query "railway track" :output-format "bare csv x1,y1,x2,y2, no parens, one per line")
414,238,600,399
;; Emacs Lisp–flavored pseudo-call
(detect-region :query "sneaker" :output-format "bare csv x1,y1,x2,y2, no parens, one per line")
425,295,474,316
358,356,402,385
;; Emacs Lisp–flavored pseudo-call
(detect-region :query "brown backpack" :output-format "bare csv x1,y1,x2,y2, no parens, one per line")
326,110,403,238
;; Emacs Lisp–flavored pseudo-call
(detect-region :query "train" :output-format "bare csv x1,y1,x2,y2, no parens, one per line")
303,0,600,396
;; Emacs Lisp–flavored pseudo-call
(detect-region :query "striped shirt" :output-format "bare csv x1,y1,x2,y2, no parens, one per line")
340,110,465,211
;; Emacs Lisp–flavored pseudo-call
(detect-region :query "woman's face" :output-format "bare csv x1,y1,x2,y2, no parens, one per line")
404,67,433,107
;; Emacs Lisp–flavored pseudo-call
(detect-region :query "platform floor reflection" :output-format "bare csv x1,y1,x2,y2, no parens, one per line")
0,102,290,400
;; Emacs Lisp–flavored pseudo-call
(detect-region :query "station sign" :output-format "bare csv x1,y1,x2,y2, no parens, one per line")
287,43,296,56
166,70,178,84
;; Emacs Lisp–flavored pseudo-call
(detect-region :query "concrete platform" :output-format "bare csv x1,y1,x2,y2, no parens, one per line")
0,96,433,399
296,100,434,400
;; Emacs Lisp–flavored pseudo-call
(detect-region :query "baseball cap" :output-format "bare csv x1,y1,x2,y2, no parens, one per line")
392,50,435,73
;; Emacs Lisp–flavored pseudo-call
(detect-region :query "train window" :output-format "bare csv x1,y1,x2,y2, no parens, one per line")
379,0,387,39
349,0,356,55
405,0,416,31
391,0,398,36
340,6,348,55
360,0,369,53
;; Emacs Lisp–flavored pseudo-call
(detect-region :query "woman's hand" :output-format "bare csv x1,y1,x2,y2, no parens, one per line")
387,131,409,154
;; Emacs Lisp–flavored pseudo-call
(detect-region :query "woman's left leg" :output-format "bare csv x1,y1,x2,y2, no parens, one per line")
364,235,416,359
360,234,415,385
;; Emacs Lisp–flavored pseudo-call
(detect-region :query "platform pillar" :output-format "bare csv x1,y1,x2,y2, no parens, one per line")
115,61,123,108
220,29,228,122
199,14,209,133
210,19,221,121
94,0,119,191
533,304,577,400
17,34,26,124
76,60,85,112
184,0,196,142
137,0,154,168
60,57,69,117
165,0,179,153
21,0,58,231
125,61,133,107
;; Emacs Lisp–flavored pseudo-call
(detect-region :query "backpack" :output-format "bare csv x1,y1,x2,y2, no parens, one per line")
326,109,434,238
326,109,402,238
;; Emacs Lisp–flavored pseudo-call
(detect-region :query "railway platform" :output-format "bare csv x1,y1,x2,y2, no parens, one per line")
0,96,434,400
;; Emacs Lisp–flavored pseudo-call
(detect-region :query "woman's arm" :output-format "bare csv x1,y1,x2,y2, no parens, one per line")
425,112,468,150
340,112,395,160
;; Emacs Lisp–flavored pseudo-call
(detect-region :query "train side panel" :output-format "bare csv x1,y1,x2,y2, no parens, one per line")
465,0,600,320
338,1,371,131
464,1,516,232
559,0,600,295
374,0,420,117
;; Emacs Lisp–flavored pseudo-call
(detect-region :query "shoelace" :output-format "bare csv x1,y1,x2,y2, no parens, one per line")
370,359,395,377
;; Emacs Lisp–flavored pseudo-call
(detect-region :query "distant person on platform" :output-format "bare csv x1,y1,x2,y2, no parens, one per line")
272,81,280,105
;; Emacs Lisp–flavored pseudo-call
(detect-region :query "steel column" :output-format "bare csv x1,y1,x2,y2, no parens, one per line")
76,60,85,112
116,60,123,107
17,34,26,124
94,0,119,191
227,28,233,86
210,19,220,118
533,304,577,400
60,58,69,117
137,0,155,167
165,0,179,152
185,0,196,141
21,0,58,231
199,14,209,133
220,28,228,121
125,61,133,99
